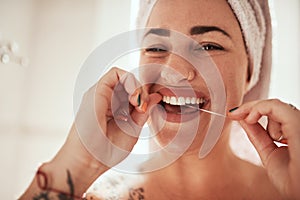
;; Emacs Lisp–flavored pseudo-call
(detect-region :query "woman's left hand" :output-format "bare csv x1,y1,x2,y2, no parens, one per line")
228,99,300,199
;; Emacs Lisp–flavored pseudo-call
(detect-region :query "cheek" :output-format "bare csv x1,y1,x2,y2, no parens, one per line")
139,55,160,83
215,56,248,107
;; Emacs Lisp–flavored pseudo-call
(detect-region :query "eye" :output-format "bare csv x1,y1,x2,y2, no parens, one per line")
145,47,168,52
195,43,224,51
144,45,169,58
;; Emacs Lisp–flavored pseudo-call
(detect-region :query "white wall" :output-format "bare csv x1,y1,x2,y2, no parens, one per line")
0,0,132,198
269,0,300,106
0,0,299,199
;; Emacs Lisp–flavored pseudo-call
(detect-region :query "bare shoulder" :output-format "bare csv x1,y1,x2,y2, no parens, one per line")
85,169,146,200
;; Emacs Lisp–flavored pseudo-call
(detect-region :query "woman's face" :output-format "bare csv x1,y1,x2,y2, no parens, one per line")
139,0,249,151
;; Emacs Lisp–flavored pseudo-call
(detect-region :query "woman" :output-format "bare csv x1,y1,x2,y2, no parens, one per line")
20,0,300,199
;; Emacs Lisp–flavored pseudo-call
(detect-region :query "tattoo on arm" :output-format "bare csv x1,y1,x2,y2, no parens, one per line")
128,187,145,200
33,169,80,200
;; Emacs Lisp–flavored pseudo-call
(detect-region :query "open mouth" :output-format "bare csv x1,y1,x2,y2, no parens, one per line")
160,95,207,114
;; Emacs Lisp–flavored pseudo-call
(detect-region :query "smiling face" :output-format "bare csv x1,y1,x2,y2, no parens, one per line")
139,0,249,152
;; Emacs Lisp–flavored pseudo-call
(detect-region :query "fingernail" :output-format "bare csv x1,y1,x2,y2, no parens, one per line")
273,131,282,142
137,94,141,107
229,107,239,113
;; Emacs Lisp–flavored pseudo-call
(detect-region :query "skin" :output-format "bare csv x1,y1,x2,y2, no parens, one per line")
19,0,300,199
131,0,280,199
140,0,249,153
87,0,284,199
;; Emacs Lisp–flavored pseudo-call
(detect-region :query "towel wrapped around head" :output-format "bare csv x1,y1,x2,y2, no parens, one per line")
136,0,272,103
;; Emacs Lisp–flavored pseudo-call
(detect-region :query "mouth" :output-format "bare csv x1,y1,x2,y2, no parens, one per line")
160,95,208,114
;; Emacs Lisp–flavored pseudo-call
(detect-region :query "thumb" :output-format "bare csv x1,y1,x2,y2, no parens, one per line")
131,92,162,126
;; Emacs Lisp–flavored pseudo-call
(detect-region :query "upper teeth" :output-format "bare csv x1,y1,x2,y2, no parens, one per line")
162,96,205,106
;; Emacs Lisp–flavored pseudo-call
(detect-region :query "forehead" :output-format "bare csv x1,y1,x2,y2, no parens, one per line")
147,0,240,35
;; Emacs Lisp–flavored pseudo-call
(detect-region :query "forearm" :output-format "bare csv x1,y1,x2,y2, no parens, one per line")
19,163,84,199
19,125,109,199
19,163,103,199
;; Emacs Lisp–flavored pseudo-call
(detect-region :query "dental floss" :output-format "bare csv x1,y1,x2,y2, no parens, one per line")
183,105,227,118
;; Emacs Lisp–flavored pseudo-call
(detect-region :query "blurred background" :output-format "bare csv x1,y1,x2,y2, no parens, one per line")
0,0,299,198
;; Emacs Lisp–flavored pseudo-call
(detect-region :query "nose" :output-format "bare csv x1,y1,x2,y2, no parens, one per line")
160,53,196,84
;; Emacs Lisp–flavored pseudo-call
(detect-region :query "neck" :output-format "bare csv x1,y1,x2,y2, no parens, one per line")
163,130,237,176
166,121,236,169
151,124,244,199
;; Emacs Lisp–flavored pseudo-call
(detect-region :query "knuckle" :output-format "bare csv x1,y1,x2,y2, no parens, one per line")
108,66,123,76
267,98,282,106
110,66,119,71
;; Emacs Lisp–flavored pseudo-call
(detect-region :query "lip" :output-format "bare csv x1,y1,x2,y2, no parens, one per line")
152,86,210,123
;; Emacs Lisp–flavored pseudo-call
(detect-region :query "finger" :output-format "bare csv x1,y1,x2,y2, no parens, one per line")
98,67,143,107
96,67,128,112
229,102,288,144
229,99,300,143
118,71,150,113
239,120,291,194
113,81,148,116
119,70,141,95
130,86,149,113
112,93,161,139
120,73,142,107
130,92,162,126
229,99,299,125
100,67,149,120
227,100,259,120
99,67,128,91
239,120,281,167
267,118,283,142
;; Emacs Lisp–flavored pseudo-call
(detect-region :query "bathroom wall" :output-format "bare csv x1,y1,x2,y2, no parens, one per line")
0,0,299,198
0,0,132,198
269,0,300,104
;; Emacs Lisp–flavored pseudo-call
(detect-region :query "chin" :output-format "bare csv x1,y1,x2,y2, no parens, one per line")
147,107,211,155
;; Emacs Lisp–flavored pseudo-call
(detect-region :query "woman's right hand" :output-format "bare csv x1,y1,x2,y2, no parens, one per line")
19,67,162,199
75,67,161,167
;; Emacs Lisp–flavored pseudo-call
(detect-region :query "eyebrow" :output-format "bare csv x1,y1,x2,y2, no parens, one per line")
190,26,231,38
143,26,231,38
144,28,170,37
